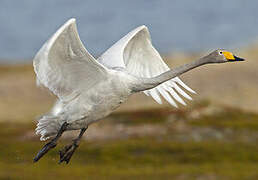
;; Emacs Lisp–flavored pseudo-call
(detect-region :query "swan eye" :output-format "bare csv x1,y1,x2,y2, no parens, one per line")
219,51,223,55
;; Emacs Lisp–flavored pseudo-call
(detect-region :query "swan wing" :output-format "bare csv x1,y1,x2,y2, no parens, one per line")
98,26,195,107
33,19,108,102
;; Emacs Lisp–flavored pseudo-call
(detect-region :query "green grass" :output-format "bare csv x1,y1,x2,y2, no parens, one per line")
0,112,258,180
1,137,258,180
1,101,258,179
107,101,258,132
109,108,181,125
188,107,258,130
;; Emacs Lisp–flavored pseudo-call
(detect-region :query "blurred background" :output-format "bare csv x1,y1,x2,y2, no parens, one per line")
0,0,258,179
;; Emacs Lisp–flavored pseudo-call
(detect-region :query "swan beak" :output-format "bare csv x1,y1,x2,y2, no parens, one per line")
233,55,245,61
223,51,245,61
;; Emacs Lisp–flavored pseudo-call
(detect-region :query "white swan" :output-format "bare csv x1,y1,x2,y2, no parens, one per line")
33,18,244,163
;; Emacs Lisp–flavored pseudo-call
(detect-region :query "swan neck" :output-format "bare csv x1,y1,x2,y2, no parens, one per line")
131,56,208,92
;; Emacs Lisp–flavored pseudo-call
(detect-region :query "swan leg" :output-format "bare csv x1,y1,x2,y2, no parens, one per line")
33,122,69,162
59,126,88,164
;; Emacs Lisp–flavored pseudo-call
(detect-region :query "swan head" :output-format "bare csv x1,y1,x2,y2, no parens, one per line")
205,49,245,63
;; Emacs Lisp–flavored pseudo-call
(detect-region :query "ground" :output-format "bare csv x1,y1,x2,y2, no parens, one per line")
1,102,258,179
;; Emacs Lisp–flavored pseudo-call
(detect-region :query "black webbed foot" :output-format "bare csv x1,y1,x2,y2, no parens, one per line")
59,141,79,164
59,127,87,164
33,140,57,162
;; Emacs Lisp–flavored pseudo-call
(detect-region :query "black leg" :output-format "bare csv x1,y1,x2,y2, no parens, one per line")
33,122,69,162
59,126,88,164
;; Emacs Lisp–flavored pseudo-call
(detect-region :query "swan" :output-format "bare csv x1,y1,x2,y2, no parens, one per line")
33,18,244,164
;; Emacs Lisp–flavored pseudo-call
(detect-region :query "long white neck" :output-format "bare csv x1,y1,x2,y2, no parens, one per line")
131,56,209,92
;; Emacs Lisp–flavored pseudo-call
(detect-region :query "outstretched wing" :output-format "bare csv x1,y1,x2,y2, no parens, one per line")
98,26,195,107
33,19,108,102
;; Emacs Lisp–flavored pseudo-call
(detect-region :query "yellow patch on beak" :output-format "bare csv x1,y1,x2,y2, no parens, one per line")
222,51,235,60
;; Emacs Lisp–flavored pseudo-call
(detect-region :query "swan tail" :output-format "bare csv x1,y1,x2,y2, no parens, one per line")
35,115,62,141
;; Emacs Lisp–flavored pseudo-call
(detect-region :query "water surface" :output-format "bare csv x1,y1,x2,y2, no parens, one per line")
0,0,257,62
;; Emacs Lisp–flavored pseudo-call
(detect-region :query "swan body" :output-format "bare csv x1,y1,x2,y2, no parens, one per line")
33,18,244,163
50,69,134,129
33,18,196,140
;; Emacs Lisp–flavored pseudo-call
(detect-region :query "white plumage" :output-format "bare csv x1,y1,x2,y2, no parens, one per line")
98,25,195,107
33,18,194,141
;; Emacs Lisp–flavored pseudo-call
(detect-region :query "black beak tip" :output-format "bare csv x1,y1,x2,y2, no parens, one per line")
234,56,245,61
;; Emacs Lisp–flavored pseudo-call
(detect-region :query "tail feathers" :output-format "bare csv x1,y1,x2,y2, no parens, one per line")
35,115,61,141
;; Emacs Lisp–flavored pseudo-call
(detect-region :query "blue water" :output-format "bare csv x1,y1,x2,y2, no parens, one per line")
0,0,258,62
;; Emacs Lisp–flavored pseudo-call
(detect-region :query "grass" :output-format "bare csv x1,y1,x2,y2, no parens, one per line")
1,104,258,180
108,108,179,125
108,101,258,131
0,138,258,180
1,132,258,180
190,111,258,130
188,103,258,130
